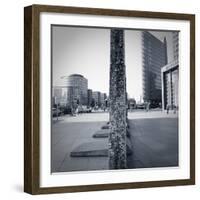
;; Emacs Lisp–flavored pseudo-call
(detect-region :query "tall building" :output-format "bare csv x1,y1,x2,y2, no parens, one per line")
100,93,106,106
92,91,101,107
53,74,88,107
53,86,68,106
172,32,179,61
142,31,168,105
161,32,179,110
65,74,88,106
87,89,93,107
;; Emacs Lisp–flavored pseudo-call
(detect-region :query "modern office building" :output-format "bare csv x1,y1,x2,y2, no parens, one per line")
161,32,179,110
87,89,93,107
65,74,88,106
53,74,109,110
53,74,88,107
100,93,106,107
92,91,101,107
172,32,179,61
52,86,68,106
142,31,168,105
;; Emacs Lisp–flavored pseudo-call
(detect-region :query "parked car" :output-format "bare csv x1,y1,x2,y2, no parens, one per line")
149,102,160,109
136,103,145,109
78,106,92,113
63,106,72,114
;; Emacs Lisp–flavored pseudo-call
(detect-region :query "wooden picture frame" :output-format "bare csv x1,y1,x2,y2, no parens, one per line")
24,4,195,194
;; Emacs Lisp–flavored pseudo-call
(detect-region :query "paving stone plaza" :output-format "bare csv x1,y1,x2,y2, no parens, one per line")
52,110,178,172
51,28,179,173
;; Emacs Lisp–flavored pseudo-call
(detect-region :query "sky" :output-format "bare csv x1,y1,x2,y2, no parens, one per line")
52,26,174,102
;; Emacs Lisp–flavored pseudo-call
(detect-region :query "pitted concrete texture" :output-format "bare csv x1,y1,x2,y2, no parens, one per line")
101,125,110,129
93,129,109,138
109,28,127,169
127,117,178,169
70,140,108,157
51,111,178,172
70,138,132,157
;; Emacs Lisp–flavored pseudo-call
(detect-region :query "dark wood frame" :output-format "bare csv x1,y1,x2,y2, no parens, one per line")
24,4,195,195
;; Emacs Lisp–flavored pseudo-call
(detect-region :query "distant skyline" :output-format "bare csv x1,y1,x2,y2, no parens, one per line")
52,26,174,102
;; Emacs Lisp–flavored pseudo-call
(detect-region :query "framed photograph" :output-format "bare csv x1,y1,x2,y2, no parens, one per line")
24,4,195,194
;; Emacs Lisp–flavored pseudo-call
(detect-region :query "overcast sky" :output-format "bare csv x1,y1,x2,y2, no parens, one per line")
52,26,174,102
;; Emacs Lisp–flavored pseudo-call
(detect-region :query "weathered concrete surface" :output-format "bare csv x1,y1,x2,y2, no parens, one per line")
127,117,178,168
70,141,108,157
109,29,127,169
51,117,108,172
93,129,130,138
70,139,132,157
93,129,110,138
101,125,110,129
51,111,178,172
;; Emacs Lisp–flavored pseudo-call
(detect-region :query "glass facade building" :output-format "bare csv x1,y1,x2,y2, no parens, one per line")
65,74,88,106
53,74,88,107
142,31,168,105
161,32,179,110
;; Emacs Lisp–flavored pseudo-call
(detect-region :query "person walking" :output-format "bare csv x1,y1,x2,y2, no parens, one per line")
146,101,150,112
166,104,170,114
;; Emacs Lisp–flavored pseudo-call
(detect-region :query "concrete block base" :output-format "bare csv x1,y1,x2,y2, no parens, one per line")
93,130,109,138
70,139,132,157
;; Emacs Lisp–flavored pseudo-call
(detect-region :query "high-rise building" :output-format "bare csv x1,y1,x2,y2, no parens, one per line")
92,91,101,107
142,31,168,105
53,86,68,106
172,32,179,61
100,93,106,106
65,74,88,106
161,32,179,110
53,74,88,107
87,89,93,107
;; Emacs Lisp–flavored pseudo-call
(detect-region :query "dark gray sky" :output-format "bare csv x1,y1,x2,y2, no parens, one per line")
52,26,174,101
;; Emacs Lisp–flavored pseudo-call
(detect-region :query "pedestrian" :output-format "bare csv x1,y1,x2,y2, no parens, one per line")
166,104,170,114
173,105,177,114
75,107,78,116
71,106,74,116
146,101,150,112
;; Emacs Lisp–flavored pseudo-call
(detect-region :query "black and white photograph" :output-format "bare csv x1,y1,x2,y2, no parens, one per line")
23,4,195,194
51,25,179,173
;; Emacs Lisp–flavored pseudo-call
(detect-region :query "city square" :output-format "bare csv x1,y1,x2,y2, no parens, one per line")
52,110,178,172
51,26,179,172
